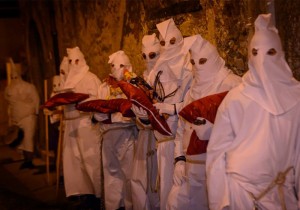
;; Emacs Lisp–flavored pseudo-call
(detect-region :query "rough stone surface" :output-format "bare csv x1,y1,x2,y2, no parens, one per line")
275,0,300,80
18,0,300,80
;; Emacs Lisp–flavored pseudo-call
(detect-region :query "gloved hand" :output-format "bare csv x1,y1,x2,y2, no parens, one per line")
131,104,148,120
93,113,109,122
191,117,214,140
153,102,175,115
173,160,186,186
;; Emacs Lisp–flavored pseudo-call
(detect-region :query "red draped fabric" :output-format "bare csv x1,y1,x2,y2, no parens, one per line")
41,92,89,110
118,80,172,136
179,91,228,155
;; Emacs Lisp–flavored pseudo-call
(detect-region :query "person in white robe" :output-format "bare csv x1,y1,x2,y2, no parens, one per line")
5,59,40,169
130,33,160,210
95,50,138,210
166,35,241,210
146,18,193,210
206,13,300,210
61,47,102,209
47,75,63,155
43,57,68,121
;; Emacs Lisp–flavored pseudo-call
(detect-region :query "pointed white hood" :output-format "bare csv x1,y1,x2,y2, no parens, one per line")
8,58,23,88
63,47,89,89
142,33,160,76
156,18,183,59
149,18,191,84
108,50,132,81
188,35,230,99
242,13,300,115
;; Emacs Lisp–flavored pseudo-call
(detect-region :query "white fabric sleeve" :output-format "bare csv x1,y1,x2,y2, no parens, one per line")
153,102,175,115
174,101,184,115
174,116,185,158
111,112,132,123
94,113,109,122
84,75,102,100
98,82,110,100
173,161,186,186
206,102,234,210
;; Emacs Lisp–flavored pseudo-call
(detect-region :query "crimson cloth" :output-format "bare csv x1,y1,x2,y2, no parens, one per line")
76,98,135,118
179,91,228,155
118,80,172,136
41,92,89,110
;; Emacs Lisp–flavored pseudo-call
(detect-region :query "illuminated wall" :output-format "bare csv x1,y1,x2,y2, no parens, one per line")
15,0,300,82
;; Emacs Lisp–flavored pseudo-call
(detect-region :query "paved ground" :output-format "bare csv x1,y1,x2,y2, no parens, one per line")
0,142,74,210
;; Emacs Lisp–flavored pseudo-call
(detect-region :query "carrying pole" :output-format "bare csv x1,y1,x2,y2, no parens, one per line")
44,79,50,184
56,111,64,198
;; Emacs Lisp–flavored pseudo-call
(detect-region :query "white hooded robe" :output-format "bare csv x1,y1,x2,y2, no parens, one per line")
5,65,39,152
206,14,300,210
167,35,241,210
131,34,160,210
62,47,102,198
98,50,138,210
147,18,193,210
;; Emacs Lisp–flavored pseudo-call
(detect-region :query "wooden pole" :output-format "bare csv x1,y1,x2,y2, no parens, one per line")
56,111,64,198
44,79,50,185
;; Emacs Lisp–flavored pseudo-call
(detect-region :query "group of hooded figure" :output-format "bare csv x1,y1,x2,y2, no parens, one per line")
7,13,300,210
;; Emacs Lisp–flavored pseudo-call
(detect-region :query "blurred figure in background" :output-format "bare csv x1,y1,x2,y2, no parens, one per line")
46,75,63,158
5,58,40,169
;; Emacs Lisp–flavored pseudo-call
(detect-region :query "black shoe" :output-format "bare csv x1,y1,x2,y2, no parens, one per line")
19,161,36,170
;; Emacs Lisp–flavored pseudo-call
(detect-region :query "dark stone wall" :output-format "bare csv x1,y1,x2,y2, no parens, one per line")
53,0,126,79
0,19,24,80
275,0,300,80
122,0,206,76
209,0,251,76
18,0,300,81
18,0,59,151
